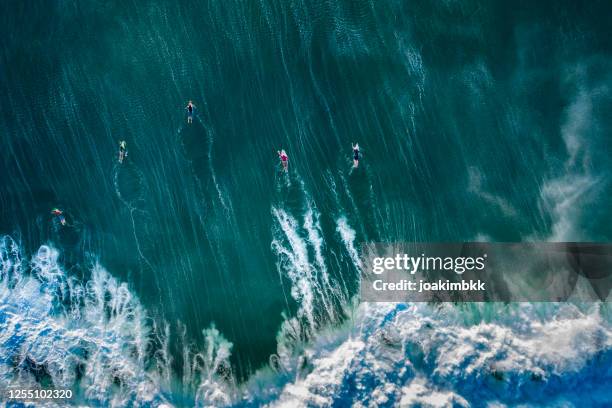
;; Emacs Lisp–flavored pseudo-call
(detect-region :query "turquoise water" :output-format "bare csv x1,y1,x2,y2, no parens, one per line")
1,1,611,406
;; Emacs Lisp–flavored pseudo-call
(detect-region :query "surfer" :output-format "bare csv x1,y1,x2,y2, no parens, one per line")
277,149,289,171
185,100,195,124
118,140,128,163
51,208,66,226
352,143,360,167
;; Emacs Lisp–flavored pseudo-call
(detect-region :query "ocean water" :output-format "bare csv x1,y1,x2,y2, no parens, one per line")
1,0,611,406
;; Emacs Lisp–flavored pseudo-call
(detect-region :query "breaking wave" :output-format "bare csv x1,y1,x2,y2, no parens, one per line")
2,219,611,407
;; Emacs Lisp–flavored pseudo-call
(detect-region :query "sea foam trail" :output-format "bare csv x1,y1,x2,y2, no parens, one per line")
302,213,340,324
272,207,317,330
271,205,342,331
202,123,231,215
335,216,362,275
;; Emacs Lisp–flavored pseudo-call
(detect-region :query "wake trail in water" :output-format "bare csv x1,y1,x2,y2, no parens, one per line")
339,171,369,242
201,121,232,216
179,116,231,216
112,162,159,293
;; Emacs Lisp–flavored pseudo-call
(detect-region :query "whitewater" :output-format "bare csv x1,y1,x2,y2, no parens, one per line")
1,232,611,407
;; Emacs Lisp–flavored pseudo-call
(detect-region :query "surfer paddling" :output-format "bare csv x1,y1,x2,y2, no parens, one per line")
118,140,128,163
185,100,195,124
51,208,66,226
352,143,360,167
277,149,289,171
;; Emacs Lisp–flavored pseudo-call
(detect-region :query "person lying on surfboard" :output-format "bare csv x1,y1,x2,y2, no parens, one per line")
51,208,66,226
118,140,127,163
277,149,288,171
185,100,195,124
352,143,360,167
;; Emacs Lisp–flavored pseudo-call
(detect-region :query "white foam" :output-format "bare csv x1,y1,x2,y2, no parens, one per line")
335,216,362,273
259,302,611,407
272,207,318,330
3,237,610,407
0,237,171,406
303,202,346,314
193,325,235,408
399,378,469,408
269,338,365,408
